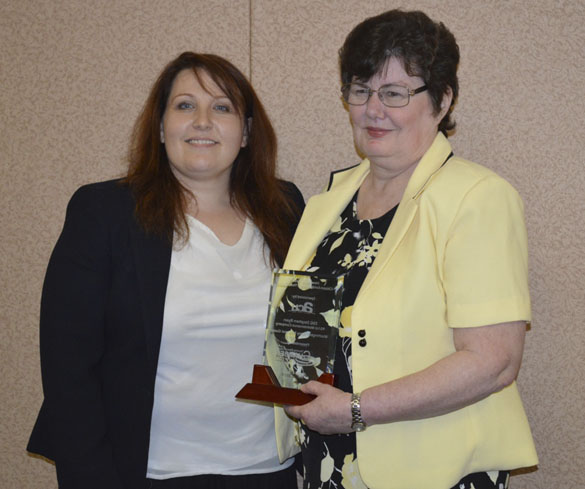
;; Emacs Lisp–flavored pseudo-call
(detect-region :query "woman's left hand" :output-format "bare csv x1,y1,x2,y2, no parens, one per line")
285,381,353,434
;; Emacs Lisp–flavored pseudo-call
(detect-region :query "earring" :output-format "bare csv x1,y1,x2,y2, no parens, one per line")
160,123,165,144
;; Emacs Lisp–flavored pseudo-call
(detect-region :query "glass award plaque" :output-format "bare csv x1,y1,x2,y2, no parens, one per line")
236,269,344,405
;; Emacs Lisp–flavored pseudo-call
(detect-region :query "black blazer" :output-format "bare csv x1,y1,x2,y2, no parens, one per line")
27,179,304,489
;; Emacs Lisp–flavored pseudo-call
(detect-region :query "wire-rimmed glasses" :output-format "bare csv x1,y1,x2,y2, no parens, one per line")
341,82,428,108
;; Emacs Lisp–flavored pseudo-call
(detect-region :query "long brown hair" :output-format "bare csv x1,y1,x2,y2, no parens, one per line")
124,52,298,265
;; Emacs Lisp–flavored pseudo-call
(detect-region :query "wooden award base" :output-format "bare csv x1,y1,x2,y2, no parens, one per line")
235,364,335,406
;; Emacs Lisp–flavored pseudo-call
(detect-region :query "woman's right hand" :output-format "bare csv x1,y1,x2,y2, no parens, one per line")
285,381,353,435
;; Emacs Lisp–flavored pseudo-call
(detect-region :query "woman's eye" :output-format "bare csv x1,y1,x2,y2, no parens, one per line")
214,103,232,113
177,101,194,110
381,87,406,99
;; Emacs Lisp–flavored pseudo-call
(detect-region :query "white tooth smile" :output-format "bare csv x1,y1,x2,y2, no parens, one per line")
186,139,216,145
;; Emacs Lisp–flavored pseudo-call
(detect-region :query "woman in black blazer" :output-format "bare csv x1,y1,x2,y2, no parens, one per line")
27,52,304,489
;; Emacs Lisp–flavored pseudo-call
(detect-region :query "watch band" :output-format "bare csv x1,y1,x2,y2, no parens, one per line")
351,392,367,432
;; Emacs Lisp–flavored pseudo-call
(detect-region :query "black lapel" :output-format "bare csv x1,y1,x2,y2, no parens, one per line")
129,220,172,384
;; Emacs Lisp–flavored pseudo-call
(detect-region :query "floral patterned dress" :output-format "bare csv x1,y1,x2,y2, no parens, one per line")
299,192,510,489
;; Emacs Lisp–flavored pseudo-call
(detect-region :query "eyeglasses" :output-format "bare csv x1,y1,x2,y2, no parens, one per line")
341,82,428,108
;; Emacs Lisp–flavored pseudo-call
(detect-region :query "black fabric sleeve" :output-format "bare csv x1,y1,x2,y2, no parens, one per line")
36,185,125,488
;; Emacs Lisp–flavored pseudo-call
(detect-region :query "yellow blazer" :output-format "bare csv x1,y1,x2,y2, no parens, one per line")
275,133,537,488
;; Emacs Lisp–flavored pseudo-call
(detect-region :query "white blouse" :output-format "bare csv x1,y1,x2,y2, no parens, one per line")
147,216,292,479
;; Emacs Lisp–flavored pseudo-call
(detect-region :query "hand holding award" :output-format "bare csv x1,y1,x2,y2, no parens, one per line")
236,269,344,405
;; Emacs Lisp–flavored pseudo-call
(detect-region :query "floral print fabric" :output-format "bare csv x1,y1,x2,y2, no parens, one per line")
299,192,509,489
300,193,395,489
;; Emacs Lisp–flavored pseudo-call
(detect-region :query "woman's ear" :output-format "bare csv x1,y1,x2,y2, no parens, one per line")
241,117,252,147
439,87,454,118
160,122,165,144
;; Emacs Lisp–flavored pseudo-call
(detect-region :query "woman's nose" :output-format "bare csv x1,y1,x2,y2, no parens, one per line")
192,108,212,129
365,91,386,119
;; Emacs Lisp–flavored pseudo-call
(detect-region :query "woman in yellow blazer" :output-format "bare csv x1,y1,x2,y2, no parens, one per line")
281,9,537,489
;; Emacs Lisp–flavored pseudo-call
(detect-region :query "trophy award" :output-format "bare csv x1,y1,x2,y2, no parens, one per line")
236,269,344,405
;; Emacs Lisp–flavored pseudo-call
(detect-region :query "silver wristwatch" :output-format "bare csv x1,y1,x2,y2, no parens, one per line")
351,392,367,432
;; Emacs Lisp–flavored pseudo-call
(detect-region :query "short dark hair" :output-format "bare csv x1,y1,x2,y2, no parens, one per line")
125,52,297,265
339,10,460,136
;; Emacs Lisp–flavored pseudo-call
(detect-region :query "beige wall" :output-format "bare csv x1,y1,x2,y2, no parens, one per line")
1,1,583,487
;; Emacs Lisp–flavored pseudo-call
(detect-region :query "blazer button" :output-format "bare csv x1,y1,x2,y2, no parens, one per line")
358,329,366,337
359,338,367,347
